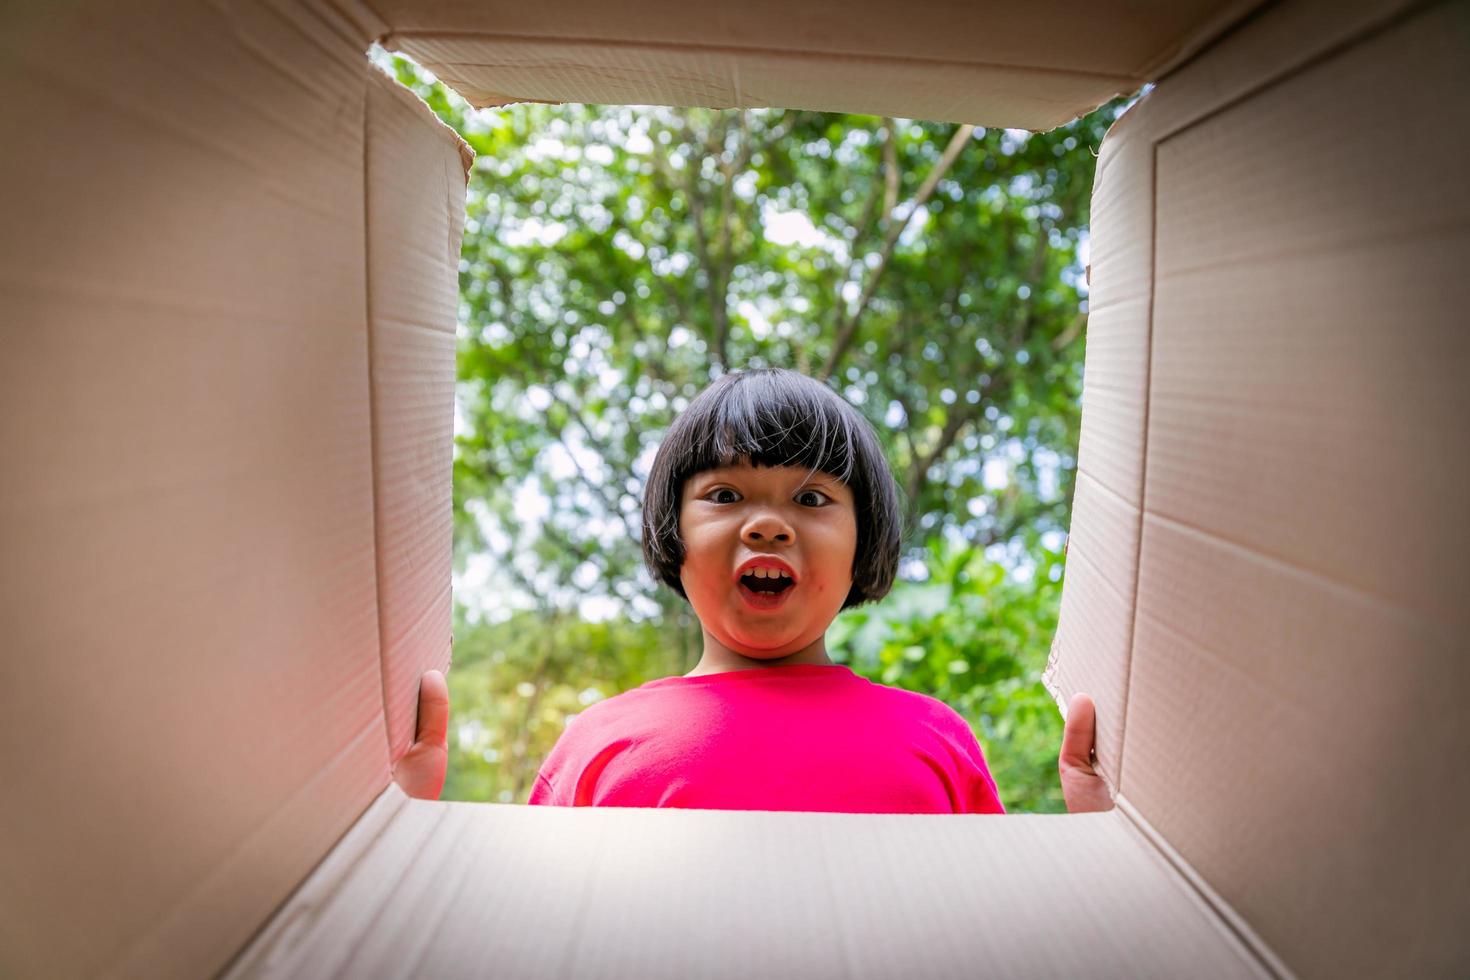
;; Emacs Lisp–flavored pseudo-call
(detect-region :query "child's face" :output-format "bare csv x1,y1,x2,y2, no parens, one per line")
678,459,857,659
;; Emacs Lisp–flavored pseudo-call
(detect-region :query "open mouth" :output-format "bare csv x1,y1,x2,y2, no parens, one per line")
737,568,796,609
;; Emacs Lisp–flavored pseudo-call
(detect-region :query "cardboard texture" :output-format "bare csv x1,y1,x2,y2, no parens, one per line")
1123,6,1470,975
1045,0,1470,976
226,785,1263,979
1041,119,1155,787
371,0,1265,129
364,69,467,760
0,4,387,978
3,0,1467,978
0,3,463,978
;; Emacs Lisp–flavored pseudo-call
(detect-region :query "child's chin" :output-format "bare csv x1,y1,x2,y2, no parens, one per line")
726,628,807,657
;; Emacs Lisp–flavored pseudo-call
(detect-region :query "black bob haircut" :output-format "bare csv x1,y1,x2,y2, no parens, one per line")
641,368,903,610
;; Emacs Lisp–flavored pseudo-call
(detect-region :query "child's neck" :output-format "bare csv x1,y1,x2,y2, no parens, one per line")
684,629,835,677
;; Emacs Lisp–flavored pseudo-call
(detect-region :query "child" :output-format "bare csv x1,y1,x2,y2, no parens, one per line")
393,368,1110,813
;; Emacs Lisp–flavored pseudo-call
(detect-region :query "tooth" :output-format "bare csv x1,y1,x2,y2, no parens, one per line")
755,567,769,579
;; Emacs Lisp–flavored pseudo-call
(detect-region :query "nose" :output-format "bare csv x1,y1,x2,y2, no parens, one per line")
742,508,793,545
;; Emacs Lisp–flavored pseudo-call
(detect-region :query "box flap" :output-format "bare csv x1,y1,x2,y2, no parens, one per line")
1042,108,1154,789
0,4,389,978
228,787,1267,979
364,69,471,762
370,0,1264,130
1125,3,1470,974
1052,0,1470,975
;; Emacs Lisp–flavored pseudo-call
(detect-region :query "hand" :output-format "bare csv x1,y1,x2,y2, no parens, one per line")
392,669,449,801
1059,693,1114,813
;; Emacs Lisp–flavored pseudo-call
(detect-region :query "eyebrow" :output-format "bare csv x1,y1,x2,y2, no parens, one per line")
693,468,846,491
687,470,725,489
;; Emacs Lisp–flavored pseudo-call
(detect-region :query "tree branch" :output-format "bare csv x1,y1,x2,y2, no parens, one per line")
1052,310,1087,351
892,386,921,472
672,113,729,370
1010,224,1052,349
834,119,897,319
544,385,648,547
901,400,975,534
897,365,1013,540
882,120,900,223
712,116,739,368
820,124,974,382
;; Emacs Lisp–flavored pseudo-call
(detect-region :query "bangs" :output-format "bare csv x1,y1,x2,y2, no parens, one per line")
677,371,859,484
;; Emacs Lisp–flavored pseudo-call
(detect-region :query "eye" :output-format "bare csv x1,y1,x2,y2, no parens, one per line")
706,487,741,504
796,489,831,507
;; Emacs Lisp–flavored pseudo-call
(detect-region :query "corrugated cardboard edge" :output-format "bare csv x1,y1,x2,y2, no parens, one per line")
1041,98,1149,799
201,50,472,980
368,62,478,180
363,64,474,765
1042,658,1111,796
1076,0,1435,806
374,30,1143,88
1042,643,1115,791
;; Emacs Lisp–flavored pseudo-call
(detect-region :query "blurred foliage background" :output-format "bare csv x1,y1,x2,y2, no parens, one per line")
379,50,1130,813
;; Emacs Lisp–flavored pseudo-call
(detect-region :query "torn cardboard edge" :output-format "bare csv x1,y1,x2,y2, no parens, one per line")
364,0,1275,131
365,0,1271,87
377,0,1268,100
383,33,1126,130
379,30,1144,88
368,59,477,177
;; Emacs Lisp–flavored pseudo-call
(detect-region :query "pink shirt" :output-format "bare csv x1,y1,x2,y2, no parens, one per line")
527,664,1005,814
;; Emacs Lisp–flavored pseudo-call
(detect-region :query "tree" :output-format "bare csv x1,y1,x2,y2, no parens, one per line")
383,52,1116,618
377,50,1131,812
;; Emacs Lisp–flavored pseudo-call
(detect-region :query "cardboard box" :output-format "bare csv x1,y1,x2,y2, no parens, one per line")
1,1,1465,977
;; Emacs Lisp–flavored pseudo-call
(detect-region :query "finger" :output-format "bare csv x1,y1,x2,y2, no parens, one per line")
1058,692,1097,772
413,669,449,748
